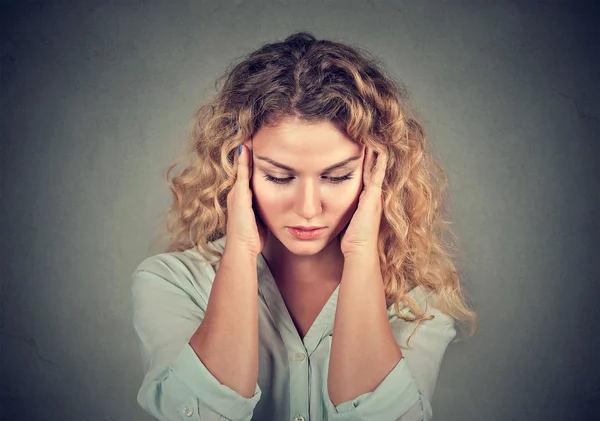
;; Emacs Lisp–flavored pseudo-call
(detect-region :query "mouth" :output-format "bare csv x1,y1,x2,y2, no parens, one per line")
287,226,327,240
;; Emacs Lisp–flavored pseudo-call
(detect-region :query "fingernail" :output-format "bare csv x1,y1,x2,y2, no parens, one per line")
237,145,242,155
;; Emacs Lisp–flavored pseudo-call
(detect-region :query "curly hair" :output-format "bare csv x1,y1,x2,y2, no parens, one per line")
151,31,477,343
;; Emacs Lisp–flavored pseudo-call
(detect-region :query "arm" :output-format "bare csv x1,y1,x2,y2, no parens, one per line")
325,251,456,420
131,248,261,421
327,251,403,405
190,247,259,398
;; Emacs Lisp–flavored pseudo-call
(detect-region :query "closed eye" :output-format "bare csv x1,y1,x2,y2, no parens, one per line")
263,173,354,185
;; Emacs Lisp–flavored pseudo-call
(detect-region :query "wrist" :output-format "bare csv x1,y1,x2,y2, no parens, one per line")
343,248,379,263
223,245,258,262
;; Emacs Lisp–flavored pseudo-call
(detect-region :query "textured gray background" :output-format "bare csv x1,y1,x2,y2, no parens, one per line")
1,0,598,420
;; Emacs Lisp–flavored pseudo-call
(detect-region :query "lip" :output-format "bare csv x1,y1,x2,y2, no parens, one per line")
287,226,327,240
288,226,325,230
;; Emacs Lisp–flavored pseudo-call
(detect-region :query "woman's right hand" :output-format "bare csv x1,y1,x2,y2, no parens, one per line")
225,142,268,258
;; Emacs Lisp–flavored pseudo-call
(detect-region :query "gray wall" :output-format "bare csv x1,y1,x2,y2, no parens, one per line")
1,1,598,420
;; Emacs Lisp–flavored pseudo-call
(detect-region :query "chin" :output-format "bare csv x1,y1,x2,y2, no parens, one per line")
285,244,327,257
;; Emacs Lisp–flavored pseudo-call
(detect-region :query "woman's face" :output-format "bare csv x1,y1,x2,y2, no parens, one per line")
246,118,365,255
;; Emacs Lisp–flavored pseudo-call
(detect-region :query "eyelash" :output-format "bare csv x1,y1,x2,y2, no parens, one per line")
263,173,354,185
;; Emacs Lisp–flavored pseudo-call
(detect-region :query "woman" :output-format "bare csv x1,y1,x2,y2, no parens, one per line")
131,32,477,421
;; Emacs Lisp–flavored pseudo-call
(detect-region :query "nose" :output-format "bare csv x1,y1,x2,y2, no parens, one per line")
294,178,322,219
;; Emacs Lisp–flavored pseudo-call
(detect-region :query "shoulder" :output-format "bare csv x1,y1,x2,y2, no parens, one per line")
387,285,454,328
131,236,228,305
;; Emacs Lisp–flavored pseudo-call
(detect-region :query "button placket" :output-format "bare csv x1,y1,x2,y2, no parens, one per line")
288,349,309,421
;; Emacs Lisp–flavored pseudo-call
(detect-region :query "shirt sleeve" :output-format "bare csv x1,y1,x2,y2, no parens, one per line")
130,256,262,421
322,293,456,421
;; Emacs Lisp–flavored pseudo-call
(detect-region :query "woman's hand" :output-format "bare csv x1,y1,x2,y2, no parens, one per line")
339,146,388,258
224,140,268,258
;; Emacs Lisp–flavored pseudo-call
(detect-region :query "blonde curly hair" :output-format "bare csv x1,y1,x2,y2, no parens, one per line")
151,32,477,342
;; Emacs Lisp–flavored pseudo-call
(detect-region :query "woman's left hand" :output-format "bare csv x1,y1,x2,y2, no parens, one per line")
340,146,388,258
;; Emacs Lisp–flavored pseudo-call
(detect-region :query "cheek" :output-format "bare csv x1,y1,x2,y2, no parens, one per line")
250,178,286,216
340,174,363,198
322,178,363,216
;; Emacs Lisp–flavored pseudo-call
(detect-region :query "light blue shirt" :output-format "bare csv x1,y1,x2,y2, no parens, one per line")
130,235,456,421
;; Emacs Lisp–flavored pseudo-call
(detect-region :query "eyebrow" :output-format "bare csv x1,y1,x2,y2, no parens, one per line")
254,155,361,173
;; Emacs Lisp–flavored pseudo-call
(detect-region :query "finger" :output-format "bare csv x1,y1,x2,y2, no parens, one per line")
227,183,235,208
363,146,373,188
245,140,253,181
362,149,387,209
371,150,388,188
236,144,249,183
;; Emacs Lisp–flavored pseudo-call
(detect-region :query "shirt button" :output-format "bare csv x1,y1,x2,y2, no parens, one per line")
182,406,194,417
294,352,306,362
294,416,306,421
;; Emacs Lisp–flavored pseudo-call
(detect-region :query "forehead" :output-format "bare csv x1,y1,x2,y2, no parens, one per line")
251,119,362,166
